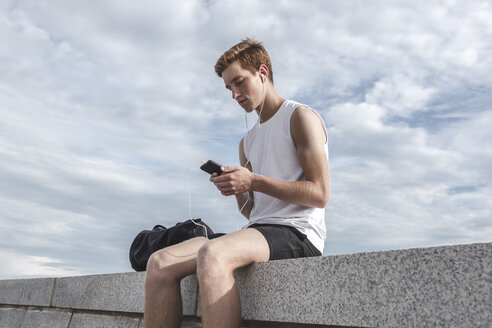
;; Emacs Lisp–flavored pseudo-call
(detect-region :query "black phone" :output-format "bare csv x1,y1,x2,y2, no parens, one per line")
200,160,223,175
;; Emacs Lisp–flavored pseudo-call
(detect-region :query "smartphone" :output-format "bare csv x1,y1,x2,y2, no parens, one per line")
200,160,223,175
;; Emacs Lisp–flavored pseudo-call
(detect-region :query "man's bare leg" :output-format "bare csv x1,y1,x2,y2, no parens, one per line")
144,236,208,328
197,229,270,328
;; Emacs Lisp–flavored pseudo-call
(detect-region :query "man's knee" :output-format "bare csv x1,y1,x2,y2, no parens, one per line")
196,240,229,280
145,250,180,286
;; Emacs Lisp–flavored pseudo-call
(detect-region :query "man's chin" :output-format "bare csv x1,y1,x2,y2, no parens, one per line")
239,102,255,112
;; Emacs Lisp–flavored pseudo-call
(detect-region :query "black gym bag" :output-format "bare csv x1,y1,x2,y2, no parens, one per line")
129,218,214,271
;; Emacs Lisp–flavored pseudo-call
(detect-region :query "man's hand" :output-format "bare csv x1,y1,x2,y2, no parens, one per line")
210,166,254,196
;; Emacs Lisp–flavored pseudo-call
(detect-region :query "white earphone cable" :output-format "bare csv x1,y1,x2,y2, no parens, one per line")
185,163,209,238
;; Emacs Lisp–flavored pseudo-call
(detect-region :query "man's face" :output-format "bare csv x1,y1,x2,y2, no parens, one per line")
222,60,263,112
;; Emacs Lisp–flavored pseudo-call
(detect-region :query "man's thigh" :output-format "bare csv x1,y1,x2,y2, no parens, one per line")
202,228,270,269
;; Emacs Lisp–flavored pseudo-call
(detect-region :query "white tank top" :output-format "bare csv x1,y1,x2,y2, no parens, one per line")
243,99,328,253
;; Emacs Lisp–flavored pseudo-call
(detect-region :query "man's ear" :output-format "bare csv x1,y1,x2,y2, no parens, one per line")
258,64,269,80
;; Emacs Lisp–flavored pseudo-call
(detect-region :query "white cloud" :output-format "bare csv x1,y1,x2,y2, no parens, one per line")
324,97,491,253
0,250,81,278
364,74,436,117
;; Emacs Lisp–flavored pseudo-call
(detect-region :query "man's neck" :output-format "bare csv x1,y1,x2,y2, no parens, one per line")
256,86,284,123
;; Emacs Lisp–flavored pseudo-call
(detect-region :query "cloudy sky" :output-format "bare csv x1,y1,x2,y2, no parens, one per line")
1,0,491,279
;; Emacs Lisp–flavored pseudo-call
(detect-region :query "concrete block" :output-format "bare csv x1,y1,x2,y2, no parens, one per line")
0,278,54,306
0,307,26,327
235,242,491,328
180,275,199,315
52,272,145,313
69,313,140,328
181,317,202,328
52,272,198,315
20,309,71,328
241,320,337,327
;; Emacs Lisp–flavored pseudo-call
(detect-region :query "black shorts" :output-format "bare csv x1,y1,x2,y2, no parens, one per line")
248,223,322,261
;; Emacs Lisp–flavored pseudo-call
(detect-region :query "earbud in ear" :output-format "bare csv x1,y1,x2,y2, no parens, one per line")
261,74,265,82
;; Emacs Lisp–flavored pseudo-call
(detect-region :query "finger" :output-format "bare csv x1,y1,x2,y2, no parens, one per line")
216,182,233,191
218,183,234,191
212,174,233,183
210,172,218,182
211,174,228,183
221,190,235,196
221,166,240,173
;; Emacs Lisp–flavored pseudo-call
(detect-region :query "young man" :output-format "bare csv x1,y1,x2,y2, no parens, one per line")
144,38,330,328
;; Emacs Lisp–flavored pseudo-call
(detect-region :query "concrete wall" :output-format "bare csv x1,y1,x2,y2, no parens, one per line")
0,242,490,328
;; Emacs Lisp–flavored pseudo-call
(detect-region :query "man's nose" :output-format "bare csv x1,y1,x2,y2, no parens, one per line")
231,87,240,99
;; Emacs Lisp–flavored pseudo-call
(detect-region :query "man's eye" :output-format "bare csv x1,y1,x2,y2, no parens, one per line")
235,80,244,86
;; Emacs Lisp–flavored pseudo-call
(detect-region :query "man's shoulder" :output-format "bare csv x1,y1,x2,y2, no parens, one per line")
293,104,311,113
282,100,317,121
290,104,327,144
291,104,322,124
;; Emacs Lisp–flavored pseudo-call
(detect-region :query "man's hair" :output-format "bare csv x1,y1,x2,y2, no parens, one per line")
215,38,274,84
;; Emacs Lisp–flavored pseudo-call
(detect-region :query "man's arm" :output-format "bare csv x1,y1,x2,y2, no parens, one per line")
211,106,330,208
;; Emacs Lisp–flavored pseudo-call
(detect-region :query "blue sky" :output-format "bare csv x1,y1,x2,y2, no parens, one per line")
1,0,491,278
